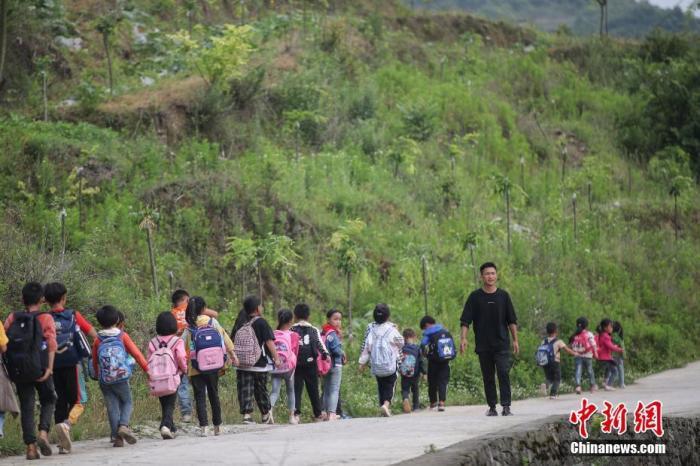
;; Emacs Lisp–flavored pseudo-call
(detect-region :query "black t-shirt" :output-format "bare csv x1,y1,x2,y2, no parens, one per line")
231,312,275,368
460,288,517,353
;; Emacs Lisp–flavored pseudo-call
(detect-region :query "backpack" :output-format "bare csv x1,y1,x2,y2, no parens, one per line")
3,312,47,383
369,326,397,377
148,336,181,397
572,331,593,354
316,332,332,377
427,329,457,362
53,310,90,369
399,345,420,378
294,325,317,367
535,337,557,367
97,332,132,385
232,317,262,369
191,319,227,373
271,330,297,375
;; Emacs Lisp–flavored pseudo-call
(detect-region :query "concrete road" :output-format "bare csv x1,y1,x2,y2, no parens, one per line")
2,361,699,465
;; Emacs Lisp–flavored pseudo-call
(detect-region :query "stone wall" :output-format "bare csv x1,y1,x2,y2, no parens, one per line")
398,415,699,465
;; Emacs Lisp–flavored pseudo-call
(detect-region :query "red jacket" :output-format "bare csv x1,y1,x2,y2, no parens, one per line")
596,332,622,361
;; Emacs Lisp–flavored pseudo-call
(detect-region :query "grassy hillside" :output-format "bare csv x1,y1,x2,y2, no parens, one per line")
1,0,699,455
414,0,700,37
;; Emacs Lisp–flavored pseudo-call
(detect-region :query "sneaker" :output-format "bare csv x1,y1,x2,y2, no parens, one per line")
380,403,391,417
113,437,124,448
402,399,411,413
549,395,557,400
160,426,174,440
182,414,192,423
339,414,353,420
327,413,340,421
591,384,598,393
214,425,221,436
502,406,512,416
56,422,72,453
37,431,52,456
604,385,616,391
262,412,273,425
198,426,208,437
486,407,498,416
429,403,438,411
26,443,40,460
438,402,445,412
313,416,325,423
289,414,299,425
117,425,137,445
242,415,255,425
575,386,582,395
620,384,626,389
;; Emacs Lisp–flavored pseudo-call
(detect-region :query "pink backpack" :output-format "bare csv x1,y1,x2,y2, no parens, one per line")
316,332,332,377
148,336,181,397
271,330,297,374
233,317,263,369
572,331,594,354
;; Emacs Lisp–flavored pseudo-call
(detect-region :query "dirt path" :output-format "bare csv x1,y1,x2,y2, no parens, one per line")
2,361,699,465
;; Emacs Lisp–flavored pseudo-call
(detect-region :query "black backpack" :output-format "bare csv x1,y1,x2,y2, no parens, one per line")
3,312,48,383
292,325,316,367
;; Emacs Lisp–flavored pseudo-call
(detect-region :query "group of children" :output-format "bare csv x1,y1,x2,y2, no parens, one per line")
0,280,628,461
536,317,625,399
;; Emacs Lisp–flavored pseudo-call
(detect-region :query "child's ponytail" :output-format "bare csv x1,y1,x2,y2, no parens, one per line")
185,296,206,328
569,316,588,344
597,318,612,335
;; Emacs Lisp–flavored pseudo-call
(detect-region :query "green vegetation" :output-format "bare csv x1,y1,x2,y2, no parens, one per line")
415,0,700,37
0,0,699,456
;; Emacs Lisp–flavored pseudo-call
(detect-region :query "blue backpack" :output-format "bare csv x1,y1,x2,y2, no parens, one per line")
428,330,457,362
535,338,557,367
97,332,132,384
53,310,89,369
190,321,226,373
399,345,421,377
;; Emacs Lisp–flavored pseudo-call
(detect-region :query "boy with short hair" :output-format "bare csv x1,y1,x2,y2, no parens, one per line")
541,322,577,399
92,305,148,447
399,328,424,413
4,282,57,459
170,289,217,423
45,282,97,454
420,316,456,412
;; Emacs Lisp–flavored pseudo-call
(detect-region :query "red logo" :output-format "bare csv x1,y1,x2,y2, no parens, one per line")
570,399,664,438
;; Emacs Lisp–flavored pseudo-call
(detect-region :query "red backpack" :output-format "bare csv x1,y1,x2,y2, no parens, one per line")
316,332,332,377
271,330,297,374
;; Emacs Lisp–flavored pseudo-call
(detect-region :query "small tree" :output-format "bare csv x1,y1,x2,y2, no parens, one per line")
225,233,299,304
139,215,160,298
669,176,692,242
462,232,478,288
387,136,419,178
169,24,252,89
594,0,608,37
329,219,366,338
95,11,122,96
493,175,513,254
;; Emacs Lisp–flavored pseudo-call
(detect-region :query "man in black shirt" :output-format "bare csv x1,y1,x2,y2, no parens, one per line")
460,262,519,416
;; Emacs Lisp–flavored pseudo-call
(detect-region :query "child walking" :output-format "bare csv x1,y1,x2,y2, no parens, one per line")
184,296,236,436
148,312,188,439
538,322,577,399
231,296,279,425
170,289,218,423
45,282,97,454
92,305,148,448
596,318,624,391
321,309,345,421
269,309,299,424
398,328,423,413
4,282,57,459
569,317,598,394
291,303,329,423
0,316,20,440
359,304,404,417
420,316,456,412
612,321,625,388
